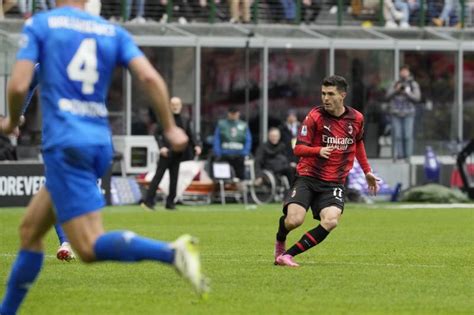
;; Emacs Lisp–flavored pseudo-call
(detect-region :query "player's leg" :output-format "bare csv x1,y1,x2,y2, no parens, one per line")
49,145,208,296
282,185,344,264
54,224,75,261
61,211,208,296
274,203,306,266
287,204,341,251
0,187,55,315
274,177,312,265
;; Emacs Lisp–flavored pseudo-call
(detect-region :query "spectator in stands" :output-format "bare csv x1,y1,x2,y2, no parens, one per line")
85,0,101,16
38,0,56,11
432,0,461,27
125,0,146,23
16,0,55,17
301,0,321,24
383,0,413,28
280,0,295,22
0,0,16,19
229,0,251,23
392,0,419,27
174,0,208,23
386,65,421,161
213,107,252,180
279,110,300,166
255,127,295,186
142,97,201,211
17,0,33,18
101,0,121,20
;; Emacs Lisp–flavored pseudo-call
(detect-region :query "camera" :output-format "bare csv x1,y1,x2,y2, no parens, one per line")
397,81,407,92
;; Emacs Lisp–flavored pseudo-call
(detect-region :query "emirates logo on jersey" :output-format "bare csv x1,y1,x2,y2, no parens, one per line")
322,135,354,151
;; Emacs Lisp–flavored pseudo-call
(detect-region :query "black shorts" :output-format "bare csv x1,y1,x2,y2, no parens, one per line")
283,176,345,220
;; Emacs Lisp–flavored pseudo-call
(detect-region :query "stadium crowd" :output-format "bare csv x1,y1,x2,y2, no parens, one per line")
1,0,473,27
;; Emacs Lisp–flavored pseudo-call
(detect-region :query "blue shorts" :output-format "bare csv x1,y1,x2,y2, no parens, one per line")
43,145,113,224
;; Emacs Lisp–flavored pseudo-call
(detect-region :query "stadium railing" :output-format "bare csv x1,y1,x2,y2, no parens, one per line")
5,0,472,28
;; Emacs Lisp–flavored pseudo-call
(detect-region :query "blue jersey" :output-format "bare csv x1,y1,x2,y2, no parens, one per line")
16,6,143,150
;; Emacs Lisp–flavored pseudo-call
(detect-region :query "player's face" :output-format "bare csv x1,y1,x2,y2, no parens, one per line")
321,85,346,114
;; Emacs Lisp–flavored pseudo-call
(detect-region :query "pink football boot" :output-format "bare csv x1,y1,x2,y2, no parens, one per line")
275,254,300,267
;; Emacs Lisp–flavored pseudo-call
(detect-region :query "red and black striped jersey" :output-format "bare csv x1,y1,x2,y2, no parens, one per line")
295,106,366,184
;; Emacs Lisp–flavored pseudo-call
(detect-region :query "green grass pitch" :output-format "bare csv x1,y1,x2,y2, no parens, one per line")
0,203,473,314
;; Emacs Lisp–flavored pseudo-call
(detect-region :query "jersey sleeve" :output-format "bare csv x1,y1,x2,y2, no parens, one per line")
296,113,316,146
356,116,365,142
16,17,43,63
117,27,144,67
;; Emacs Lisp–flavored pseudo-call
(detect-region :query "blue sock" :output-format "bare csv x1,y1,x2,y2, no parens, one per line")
54,224,68,245
93,231,175,264
0,250,44,315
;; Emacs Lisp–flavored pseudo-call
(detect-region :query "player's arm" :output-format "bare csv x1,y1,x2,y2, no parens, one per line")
20,63,40,118
294,144,335,159
128,57,188,152
293,114,334,159
0,60,35,135
355,140,379,195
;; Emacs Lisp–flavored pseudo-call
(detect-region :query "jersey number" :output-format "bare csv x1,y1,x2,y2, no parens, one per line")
67,38,99,94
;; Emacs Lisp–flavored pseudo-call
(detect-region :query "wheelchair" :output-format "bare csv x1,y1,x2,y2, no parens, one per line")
246,159,291,205
210,157,291,205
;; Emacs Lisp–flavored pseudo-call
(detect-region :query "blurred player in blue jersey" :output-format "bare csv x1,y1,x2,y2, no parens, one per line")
0,1,208,314
21,63,75,262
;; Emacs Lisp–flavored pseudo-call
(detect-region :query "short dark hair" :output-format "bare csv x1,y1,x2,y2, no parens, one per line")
400,65,410,71
322,75,348,93
228,106,239,113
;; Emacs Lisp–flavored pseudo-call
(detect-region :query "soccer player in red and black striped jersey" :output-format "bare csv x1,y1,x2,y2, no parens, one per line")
274,75,379,267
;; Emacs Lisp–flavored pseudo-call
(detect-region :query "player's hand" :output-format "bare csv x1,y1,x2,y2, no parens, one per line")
319,146,335,159
164,126,189,152
365,172,381,196
0,117,20,137
159,147,169,157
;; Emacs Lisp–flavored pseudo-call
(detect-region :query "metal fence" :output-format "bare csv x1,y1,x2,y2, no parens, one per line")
2,0,473,28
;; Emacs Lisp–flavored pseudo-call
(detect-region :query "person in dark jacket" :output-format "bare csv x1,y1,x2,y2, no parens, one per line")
141,97,201,210
0,115,17,161
279,110,300,166
255,127,295,186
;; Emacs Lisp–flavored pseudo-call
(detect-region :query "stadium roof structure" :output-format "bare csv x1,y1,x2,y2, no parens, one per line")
1,19,474,47
0,20,472,140
2,20,473,72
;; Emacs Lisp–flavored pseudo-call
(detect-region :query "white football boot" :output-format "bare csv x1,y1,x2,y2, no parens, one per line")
171,235,209,299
